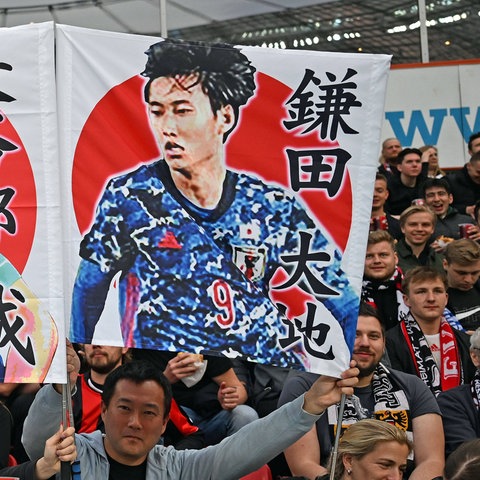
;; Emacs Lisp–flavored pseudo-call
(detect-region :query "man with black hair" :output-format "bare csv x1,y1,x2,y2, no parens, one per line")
385,147,429,216
73,344,203,449
422,177,479,242
468,132,480,156
23,348,360,480
447,147,480,216
71,39,358,367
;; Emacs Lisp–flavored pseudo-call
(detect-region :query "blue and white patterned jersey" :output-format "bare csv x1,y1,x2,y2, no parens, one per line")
71,160,358,368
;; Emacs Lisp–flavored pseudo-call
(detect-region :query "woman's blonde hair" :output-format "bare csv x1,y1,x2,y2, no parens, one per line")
330,419,412,479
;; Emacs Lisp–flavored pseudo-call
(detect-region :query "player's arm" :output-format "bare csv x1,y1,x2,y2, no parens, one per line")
409,414,444,480
284,425,328,478
71,259,114,343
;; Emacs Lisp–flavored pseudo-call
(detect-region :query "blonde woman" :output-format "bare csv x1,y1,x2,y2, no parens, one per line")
330,419,412,480
420,145,446,178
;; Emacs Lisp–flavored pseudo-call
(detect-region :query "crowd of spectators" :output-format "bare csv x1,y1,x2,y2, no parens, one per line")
2,133,480,480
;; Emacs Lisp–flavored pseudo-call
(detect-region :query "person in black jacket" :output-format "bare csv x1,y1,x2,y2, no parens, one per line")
385,148,428,216
447,150,480,217
437,327,480,456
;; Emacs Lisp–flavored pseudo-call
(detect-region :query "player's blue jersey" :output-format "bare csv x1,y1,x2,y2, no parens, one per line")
72,160,358,368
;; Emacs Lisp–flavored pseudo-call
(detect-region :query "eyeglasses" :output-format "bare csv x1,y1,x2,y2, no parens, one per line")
425,191,448,199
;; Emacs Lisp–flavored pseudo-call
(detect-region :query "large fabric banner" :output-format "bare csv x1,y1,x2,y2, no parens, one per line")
59,24,391,376
0,22,64,383
59,24,391,377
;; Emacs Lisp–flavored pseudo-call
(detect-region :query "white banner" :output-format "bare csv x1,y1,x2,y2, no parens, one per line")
58,24,390,377
0,22,65,383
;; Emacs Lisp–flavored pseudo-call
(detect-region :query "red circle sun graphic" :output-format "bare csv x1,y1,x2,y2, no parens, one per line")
72,72,352,252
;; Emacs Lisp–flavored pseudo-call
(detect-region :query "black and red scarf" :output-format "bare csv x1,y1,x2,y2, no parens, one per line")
400,312,462,396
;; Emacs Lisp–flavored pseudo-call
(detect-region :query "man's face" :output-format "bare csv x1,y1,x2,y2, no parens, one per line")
424,186,452,217
443,259,480,291
403,278,448,324
401,212,434,247
467,160,480,185
364,241,397,281
397,153,422,178
147,76,234,172
382,139,402,163
102,379,169,466
469,137,480,156
371,179,389,211
83,345,127,375
353,316,384,378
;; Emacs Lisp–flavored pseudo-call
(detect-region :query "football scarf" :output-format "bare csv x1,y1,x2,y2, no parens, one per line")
327,363,413,451
470,369,480,411
400,312,462,396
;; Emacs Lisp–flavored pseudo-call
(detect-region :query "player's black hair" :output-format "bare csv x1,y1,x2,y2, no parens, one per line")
141,38,256,136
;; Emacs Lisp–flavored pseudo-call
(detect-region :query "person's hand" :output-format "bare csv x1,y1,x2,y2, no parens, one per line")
421,147,434,163
54,339,81,394
303,361,359,415
217,381,242,410
466,224,480,242
430,239,445,253
163,353,200,384
35,425,76,479
465,205,476,217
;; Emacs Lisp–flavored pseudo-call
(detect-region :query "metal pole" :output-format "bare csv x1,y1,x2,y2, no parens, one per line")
329,393,347,480
60,383,72,480
160,0,168,38
418,0,429,63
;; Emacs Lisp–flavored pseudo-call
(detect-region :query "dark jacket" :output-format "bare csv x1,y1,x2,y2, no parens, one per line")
437,382,480,456
386,162,428,215
395,237,444,274
0,460,37,480
433,206,475,239
446,166,480,215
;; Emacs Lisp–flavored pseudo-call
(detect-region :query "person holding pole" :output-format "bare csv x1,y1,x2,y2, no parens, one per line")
278,302,444,480
22,341,359,480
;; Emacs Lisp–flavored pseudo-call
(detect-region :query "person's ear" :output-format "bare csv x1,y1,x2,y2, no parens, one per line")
218,104,235,132
101,401,107,421
343,453,354,472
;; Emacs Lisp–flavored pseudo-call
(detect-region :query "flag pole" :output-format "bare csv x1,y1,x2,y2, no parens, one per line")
329,393,347,480
60,381,73,480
